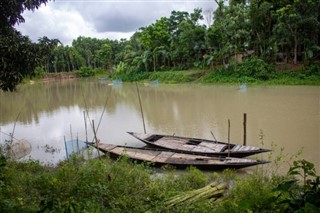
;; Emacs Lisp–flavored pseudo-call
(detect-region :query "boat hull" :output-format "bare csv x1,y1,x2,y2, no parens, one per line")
127,132,270,158
89,143,269,170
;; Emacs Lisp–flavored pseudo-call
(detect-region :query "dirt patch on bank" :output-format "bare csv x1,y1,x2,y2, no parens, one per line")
42,73,79,81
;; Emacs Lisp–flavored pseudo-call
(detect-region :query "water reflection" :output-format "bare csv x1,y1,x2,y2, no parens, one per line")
0,80,319,172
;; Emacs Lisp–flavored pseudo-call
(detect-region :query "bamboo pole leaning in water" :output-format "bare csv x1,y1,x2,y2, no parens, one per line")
210,131,218,142
92,120,101,160
95,88,112,134
136,82,147,134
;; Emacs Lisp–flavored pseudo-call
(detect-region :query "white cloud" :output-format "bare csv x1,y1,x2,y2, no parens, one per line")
16,0,217,45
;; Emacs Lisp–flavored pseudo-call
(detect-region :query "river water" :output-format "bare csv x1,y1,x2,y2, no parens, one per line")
0,79,319,173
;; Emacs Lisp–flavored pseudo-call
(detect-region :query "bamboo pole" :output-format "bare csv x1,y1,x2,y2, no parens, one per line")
92,120,101,160
243,113,247,146
83,111,88,145
76,135,80,154
64,136,68,160
10,109,22,144
228,119,230,158
70,124,73,142
136,82,146,134
96,88,112,134
165,182,227,207
210,130,217,142
70,124,74,151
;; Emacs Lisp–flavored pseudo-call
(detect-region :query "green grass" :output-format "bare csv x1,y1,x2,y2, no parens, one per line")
109,65,320,85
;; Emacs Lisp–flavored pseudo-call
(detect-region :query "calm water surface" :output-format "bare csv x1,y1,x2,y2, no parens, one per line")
0,79,319,173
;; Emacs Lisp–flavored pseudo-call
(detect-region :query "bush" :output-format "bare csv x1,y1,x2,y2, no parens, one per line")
1,151,319,212
33,66,45,79
305,64,320,76
149,71,193,83
75,66,95,77
234,57,275,80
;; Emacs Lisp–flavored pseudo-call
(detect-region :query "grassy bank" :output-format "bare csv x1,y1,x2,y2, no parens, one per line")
31,58,320,86
102,59,320,85
0,150,319,212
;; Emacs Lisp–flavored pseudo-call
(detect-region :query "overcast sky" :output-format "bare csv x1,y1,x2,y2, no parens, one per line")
16,0,217,45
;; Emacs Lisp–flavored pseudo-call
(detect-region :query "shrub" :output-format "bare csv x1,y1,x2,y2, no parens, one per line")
305,64,320,76
75,66,95,77
234,56,275,80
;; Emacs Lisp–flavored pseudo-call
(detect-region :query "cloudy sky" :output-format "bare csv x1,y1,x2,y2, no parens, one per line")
16,0,217,45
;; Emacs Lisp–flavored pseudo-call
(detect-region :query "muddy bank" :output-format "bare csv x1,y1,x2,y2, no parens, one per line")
42,73,79,81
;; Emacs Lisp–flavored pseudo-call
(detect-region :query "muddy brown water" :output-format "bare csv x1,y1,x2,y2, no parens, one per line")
0,79,319,174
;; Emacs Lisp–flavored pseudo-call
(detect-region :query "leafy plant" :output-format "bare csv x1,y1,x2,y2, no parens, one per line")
75,66,95,77
234,56,275,80
273,160,320,212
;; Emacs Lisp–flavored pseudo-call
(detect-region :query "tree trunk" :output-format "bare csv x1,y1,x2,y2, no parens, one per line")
293,33,298,64
153,55,156,72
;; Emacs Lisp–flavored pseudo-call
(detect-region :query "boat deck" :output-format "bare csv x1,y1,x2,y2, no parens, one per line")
97,143,257,165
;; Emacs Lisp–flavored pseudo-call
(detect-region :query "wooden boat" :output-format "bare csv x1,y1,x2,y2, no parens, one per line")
88,143,269,170
127,132,271,158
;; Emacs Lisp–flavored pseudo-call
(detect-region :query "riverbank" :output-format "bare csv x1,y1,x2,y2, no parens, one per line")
102,62,320,85
30,62,320,86
42,73,79,81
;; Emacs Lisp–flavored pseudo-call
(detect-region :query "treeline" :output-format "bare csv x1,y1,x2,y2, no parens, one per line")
1,0,319,91
36,0,320,76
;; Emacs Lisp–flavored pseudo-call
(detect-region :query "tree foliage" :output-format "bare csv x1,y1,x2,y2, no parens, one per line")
0,0,51,91
1,1,320,90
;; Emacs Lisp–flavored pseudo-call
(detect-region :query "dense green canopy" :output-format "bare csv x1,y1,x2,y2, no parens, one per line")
0,0,51,91
31,1,319,77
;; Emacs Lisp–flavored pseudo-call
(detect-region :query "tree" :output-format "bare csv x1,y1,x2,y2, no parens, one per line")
0,30,40,91
139,17,171,71
272,0,320,64
0,0,51,91
38,36,61,72
168,9,205,69
248,0,273,59
97,43,113,69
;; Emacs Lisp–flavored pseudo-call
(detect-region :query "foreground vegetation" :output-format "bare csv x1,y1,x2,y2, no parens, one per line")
0,150,319,212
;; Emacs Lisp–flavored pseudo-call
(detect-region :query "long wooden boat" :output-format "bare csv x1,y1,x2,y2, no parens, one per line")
127,132,271,158
89,143,269,170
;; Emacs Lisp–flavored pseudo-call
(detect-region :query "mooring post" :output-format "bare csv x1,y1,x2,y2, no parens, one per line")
243,113,247,146
228,119,230,158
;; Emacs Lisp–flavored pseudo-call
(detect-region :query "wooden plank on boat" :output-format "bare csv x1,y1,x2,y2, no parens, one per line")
155,138,195,151
231,145,242,151
232,145,259,151
152,151,175,163
99,144,117,151
124,149,161,161
135,133,154,141
192,142,227,152
155,137,186,145
171,153,211,160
